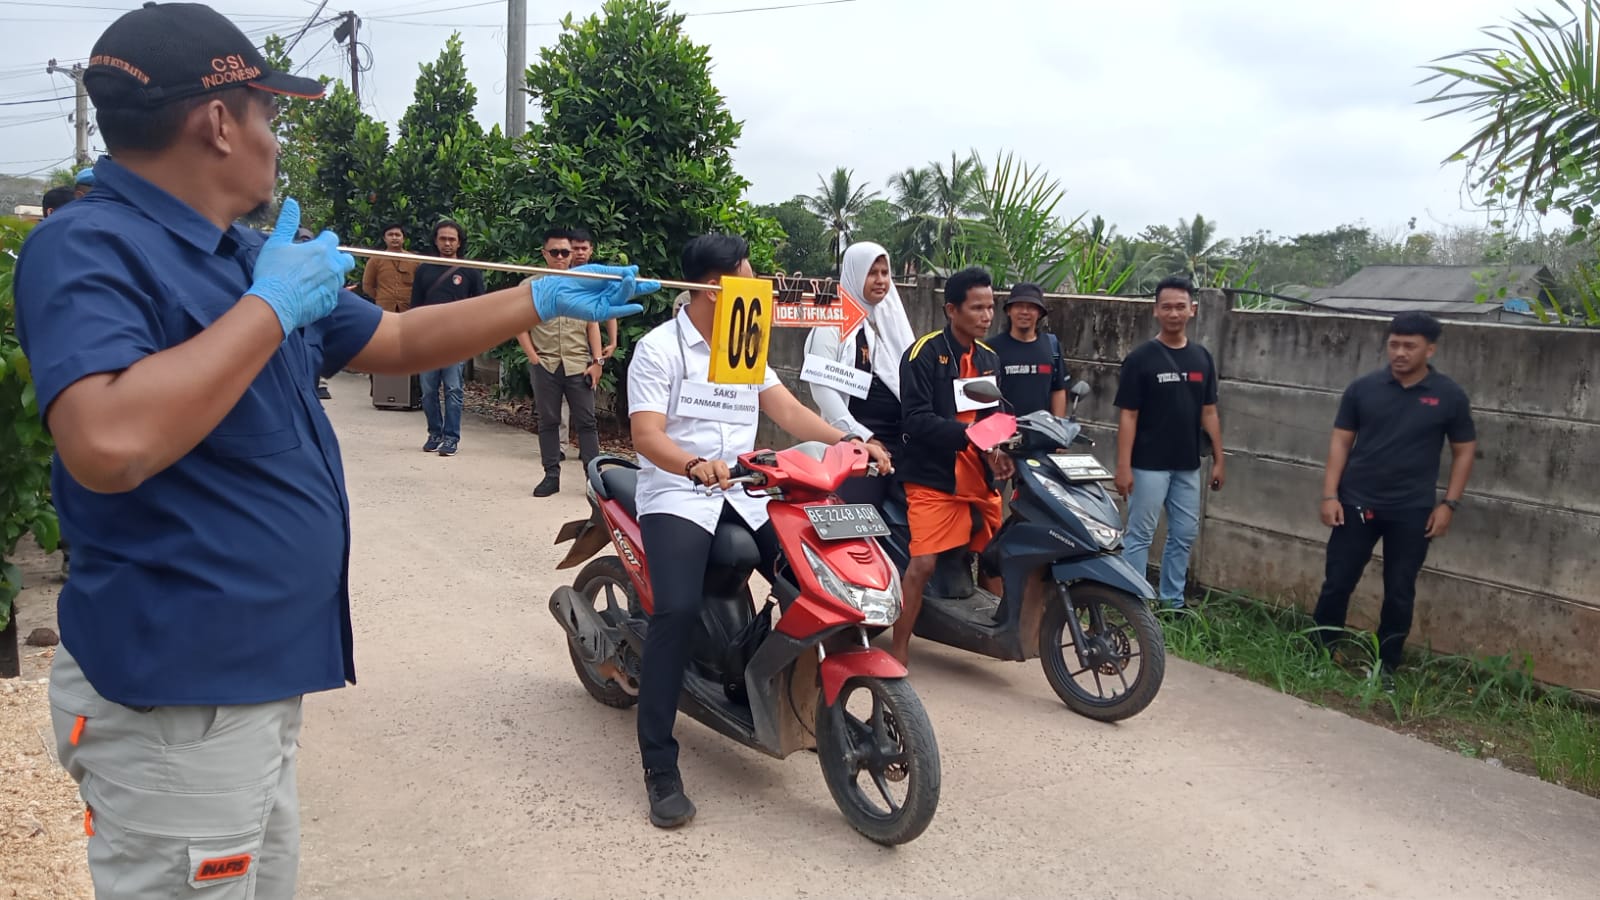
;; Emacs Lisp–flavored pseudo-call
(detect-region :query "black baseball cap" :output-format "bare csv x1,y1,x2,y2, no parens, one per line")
84,2,324,111
1005,282,1048,312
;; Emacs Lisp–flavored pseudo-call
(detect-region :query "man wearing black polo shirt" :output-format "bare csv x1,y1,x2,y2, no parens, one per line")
1313,312,1476,689
13,5,654,895
990,282,1067,417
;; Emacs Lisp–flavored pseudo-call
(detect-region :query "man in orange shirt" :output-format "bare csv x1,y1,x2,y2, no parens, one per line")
891,267,1014,665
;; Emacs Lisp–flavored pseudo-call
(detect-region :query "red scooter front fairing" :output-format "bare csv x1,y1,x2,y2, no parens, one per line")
549,442,940,845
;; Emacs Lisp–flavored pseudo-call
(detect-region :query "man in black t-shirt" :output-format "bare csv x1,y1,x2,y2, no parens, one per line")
991,282,1067,417
1313,312,1476,689
1113,275,1225,607
410,219,486,456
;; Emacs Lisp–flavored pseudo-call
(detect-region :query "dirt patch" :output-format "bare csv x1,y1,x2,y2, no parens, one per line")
1,665,91,900
461,381,636,455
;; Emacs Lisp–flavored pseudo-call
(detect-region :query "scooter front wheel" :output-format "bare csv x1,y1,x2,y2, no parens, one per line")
1040,582,1165,721
816,676,940,846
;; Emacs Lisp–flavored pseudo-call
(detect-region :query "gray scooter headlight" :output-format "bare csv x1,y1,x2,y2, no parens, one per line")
801,543,902,626
1039,478,1123,549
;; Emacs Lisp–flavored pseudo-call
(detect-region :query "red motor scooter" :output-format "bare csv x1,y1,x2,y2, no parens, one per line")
548,441,940,845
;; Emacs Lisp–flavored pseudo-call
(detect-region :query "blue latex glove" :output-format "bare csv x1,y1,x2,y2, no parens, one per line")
531,263,660,322
247,199,355,338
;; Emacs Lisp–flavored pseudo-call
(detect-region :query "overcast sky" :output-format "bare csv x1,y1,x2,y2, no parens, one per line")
0,0,1537,239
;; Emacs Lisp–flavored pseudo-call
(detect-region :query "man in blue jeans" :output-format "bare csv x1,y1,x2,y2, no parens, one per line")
410,219,486,456
1113,275,1225,607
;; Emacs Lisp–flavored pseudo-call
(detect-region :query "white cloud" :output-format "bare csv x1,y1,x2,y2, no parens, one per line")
6,0,1536,239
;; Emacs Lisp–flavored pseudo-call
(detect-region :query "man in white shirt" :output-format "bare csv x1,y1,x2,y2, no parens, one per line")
626,234,892,829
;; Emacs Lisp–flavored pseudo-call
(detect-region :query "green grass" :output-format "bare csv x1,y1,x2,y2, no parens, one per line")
1160,590,1600,796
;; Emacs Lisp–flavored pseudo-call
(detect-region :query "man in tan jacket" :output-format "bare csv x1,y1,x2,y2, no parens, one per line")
360,223,416,312
518,229,604,496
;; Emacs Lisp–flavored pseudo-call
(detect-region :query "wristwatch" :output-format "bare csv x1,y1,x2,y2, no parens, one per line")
839,434,865,443
1442,498,1461,511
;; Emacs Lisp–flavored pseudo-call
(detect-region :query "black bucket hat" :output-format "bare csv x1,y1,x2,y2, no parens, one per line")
84,2,325,111
1004,282,1048,312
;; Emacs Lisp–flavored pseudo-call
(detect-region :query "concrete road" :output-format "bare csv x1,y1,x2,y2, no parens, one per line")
300,372,1600,900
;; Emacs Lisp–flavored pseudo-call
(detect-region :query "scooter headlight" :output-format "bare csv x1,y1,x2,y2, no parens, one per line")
801,543,902,626
1039,479,1123,550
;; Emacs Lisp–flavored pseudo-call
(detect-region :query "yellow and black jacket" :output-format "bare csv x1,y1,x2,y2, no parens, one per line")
896,326,1002,493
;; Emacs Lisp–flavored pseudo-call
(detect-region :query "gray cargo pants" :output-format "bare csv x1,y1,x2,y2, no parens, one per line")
49,646,303,899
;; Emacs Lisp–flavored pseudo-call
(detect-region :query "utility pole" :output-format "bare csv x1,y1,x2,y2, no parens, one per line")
45,59,91,167
334,11,361,104
506,0,527,138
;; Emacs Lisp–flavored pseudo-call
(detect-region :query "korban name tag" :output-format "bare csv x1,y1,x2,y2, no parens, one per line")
800,354,873,399
675,380,759,425
953,375,999,412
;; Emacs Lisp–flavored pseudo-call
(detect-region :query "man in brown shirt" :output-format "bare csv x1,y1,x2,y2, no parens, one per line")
518,229,603,496
360,223,416,312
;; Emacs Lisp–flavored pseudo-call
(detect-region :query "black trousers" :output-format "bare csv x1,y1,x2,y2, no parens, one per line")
530,362,599,473
637,507,780,774
1312,505,1432,668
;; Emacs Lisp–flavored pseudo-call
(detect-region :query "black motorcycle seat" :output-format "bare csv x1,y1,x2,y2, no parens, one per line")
599,467,639,521
709,519,761,572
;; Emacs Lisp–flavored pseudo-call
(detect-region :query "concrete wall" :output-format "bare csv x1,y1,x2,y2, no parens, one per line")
757,278,1600,689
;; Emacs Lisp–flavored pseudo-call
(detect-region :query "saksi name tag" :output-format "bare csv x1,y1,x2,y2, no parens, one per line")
675,380,759,425
800,353,873,400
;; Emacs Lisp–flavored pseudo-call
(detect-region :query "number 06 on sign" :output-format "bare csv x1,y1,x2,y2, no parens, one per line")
708,276,774,384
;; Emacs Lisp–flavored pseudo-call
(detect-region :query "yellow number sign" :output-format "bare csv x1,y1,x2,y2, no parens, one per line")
708,276,773,384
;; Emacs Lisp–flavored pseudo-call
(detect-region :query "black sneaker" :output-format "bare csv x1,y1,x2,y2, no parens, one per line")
532,473,560,497
437,440,458,457
422,435,443,453
316,379,332,400
1381,667,1397,694
644,769,695,829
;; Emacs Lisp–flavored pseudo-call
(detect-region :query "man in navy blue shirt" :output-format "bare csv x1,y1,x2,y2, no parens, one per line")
14,5,654,896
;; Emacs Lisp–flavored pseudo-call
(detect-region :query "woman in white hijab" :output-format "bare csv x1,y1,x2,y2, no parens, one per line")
802,241,916,504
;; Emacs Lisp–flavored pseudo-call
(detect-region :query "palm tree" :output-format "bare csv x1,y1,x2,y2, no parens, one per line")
1422,1,1600,232
929,151,984,267
802,167,878,274
887,166,937,274
1155,214,1234,285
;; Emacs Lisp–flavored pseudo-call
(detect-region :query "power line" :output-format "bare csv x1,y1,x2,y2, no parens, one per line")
0,93,73,107
0,156,74,179
0,1,297,18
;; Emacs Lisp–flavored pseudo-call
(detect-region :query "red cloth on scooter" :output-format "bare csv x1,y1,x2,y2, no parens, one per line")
905,347,1002,557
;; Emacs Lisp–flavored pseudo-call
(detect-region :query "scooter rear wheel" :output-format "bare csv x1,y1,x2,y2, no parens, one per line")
816,676,940,845
567,556,639,709
1040,582,1165,721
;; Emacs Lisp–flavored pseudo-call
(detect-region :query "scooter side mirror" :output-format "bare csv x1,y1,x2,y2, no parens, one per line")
1070,380,1092,398
962,380,1005,405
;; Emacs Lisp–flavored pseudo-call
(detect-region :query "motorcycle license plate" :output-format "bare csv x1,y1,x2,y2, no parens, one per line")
805,503,891,540
1050,453,1113,482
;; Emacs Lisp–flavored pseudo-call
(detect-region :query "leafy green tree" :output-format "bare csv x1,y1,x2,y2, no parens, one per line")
260,36,331,229
306,81,393,246
757,197,832,274
0,218,60,665
802,167,877,273
390,33,486,241
459,0,778,374
850,199,901,252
